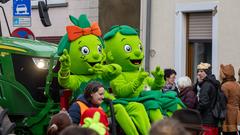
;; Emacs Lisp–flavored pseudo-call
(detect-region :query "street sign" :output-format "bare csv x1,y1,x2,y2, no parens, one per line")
11,27,35,39
13,17,31,27
13,0,31,27
13,0,31,17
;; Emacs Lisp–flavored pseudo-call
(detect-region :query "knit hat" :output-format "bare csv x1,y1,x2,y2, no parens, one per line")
197,62,212,75
220,64,235,80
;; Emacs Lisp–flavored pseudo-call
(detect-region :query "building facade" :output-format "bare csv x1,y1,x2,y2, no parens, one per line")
1,0,240,81
149,0,240,81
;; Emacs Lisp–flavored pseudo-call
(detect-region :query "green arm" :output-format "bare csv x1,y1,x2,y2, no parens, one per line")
104,91,116,100
150,78,165,90
110,75,140,98
58,73,86,90
110,71,147,98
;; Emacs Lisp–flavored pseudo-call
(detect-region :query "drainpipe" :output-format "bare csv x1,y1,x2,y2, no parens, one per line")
144,0,151,72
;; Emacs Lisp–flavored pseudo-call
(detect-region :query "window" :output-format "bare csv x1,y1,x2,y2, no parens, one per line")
12,54,60,102
175,2,218,80
186,12,212,82
31,0,67,8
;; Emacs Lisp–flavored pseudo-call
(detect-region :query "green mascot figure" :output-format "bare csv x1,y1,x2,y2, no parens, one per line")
104,25,185,122
57,15,150,135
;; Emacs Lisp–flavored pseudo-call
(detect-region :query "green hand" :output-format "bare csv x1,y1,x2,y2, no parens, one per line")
151,66,164,80
59,49,71,76
137,67,149,82
82,112,107,135
92,63,105,74
92,63,115,80
59,49,71,70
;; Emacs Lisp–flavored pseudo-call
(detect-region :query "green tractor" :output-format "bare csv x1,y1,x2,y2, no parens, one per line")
0,0,61,134
0,36,60,135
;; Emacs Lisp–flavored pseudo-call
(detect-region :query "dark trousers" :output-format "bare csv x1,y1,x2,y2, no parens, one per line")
222,132,237,135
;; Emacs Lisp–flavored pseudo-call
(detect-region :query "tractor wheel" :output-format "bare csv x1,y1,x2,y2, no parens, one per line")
0,107,16,135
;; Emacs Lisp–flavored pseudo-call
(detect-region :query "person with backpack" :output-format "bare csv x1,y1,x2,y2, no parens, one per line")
194,62,220,135
219,64,240,135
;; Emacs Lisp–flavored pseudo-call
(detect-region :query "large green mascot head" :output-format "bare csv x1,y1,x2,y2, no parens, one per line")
103,25,144,72
57,15,105,75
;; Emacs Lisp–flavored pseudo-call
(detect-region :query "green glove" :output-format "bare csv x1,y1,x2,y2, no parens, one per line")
151,66,164,79
151,66,165,89
135,67,149,86
59,49,71,77
82,112,107,135
92,63,121,80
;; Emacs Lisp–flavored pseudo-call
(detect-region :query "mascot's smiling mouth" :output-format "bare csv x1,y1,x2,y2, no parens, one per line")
130,59,142,65
88,62,100,67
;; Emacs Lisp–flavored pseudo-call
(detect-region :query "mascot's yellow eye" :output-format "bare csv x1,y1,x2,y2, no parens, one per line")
124,44,132,52
98,45,102,53
81,46,90,55
139,44,143,52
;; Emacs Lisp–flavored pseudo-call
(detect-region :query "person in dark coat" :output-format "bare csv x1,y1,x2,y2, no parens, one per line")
68,81,105,124
177,76,197,109
68,81,109,135
220,64,240,135
194,62,220,135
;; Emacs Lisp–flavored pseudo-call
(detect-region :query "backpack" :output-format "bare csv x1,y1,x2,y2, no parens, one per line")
211,86,227,122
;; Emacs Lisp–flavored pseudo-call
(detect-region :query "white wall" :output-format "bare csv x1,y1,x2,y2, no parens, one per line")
0,0,98,37
0,2,12,37
217,0,240,77
150,0,240,78
150,0,175,70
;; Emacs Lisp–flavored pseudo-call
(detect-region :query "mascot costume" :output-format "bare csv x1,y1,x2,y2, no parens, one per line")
57,15,150,135
104,25,185,122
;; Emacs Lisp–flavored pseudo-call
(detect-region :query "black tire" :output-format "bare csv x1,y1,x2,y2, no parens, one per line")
0,107,16,135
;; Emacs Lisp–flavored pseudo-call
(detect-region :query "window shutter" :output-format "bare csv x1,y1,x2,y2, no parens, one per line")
188,12,212,40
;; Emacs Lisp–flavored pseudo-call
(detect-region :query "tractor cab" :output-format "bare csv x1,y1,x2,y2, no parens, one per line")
0,0,63,134
0,36,60,135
